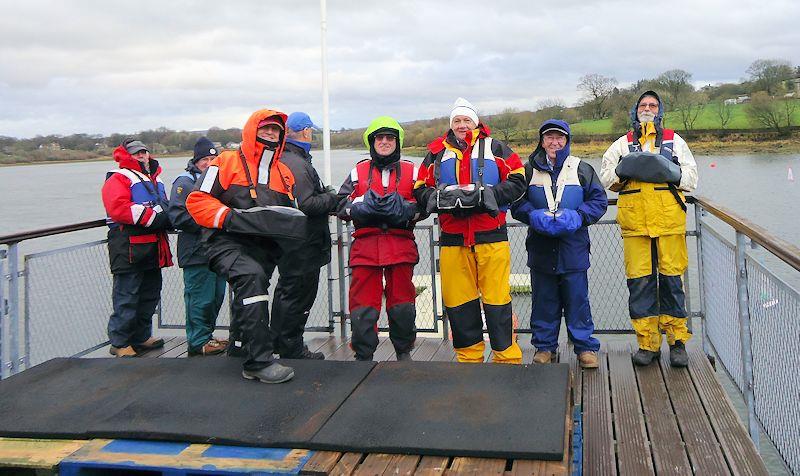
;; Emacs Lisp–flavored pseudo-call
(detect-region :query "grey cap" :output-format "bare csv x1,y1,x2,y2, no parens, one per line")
125,140,149,154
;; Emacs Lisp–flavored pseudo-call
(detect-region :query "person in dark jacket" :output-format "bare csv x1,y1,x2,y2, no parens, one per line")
511,120,607,368
271,112,339,360
168,137,228,356
102,139,172,357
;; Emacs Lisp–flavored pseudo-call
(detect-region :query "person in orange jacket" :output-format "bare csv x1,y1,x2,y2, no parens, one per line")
186,109,306,384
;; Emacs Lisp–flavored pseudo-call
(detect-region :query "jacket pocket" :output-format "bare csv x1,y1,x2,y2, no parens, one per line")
128,234,158,266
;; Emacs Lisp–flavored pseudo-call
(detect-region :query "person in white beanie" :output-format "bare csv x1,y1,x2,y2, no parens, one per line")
413,97,527,364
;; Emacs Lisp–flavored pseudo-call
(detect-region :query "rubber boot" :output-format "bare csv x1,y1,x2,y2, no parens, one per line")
669,341,689,368
632,349,660,366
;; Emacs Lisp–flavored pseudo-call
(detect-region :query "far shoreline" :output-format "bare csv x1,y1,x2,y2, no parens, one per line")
2,137,799,167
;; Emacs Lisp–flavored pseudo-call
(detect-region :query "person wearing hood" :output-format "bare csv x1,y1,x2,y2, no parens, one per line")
271,112,340,360
511,120,607,368
599,91,698,367
102,139,172,358
167,137,228,357
337,116,423,361
186,109,306,384
414,98,526,364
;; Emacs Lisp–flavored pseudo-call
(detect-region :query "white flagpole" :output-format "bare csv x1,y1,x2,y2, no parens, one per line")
320,0,332,186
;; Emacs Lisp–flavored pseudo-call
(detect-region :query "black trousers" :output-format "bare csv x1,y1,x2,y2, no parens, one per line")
271,268,321,358
207,234,279,371
108,269,162,348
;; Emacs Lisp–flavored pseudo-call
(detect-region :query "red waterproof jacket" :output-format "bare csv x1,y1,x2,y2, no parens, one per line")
338,158,420,267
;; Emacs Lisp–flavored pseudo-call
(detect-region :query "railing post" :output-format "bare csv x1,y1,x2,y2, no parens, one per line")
0,247,5,379
427,226,439,334
336,218,348,339
7,243,20,376
734,231,760,448
694,205,709,355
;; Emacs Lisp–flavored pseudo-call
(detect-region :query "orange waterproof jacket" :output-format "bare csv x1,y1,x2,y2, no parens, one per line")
186,109,296,229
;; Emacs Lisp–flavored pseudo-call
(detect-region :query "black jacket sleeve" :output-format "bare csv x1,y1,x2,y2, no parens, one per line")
168,175,201,232
294,163,339,217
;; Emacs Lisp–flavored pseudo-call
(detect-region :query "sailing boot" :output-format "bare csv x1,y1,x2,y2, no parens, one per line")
669,341,689,368
396,352,412,361
242,362,295,384
533,350,554,364
632,349,660,366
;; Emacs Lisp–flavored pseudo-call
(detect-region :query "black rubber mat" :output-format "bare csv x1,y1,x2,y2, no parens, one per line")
0,357,375,447
310,361,570,460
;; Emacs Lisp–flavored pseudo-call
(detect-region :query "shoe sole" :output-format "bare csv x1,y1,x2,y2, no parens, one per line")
579,362,600,369
241,370,295,384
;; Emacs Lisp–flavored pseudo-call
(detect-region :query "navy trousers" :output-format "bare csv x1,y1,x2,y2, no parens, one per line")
530,270,600,354
108,269,162,348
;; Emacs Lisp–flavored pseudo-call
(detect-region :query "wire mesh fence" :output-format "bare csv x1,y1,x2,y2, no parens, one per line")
745,257,800,474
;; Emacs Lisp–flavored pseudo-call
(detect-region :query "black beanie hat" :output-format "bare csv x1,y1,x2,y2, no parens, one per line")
193,137,218,163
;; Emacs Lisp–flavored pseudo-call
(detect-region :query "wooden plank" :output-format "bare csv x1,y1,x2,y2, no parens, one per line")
373,336,397,361
687,346,768,476
519,339,535,365
509,459,546,475
411,337,442,362
381,454,420,475
658,350,730,474
354,453,395,476
159,338,189,358
136,336,182,358
328,337,357,361
429,339,455,362
317,336,350,359
542,368,572,476
582,344,616,476
0,437,87,469
301,451,342,475
558,344,582,410
447,457,505,474
634,344,692,476
415,456,449,476
607,343,652,476
331,452,364,476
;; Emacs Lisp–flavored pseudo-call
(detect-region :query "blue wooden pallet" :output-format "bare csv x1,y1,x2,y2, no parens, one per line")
58,439,312,475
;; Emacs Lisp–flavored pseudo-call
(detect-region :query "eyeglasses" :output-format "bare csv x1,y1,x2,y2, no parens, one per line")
374,134,396,142
638,102,659,110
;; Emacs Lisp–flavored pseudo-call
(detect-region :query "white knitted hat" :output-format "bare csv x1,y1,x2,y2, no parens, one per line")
450,97,479,128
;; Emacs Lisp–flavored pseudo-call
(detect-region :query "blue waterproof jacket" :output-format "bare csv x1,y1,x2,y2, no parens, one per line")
511,120,608,274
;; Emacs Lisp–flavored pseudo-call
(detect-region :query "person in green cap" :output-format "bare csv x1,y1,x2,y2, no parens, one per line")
337,116,426,361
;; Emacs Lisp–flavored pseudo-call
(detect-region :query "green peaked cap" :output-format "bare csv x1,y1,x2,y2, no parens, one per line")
363,116,404,149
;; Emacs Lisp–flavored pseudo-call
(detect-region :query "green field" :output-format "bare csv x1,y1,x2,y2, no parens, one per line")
570,102,800,135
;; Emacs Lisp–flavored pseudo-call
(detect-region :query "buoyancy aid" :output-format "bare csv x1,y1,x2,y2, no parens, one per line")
616,128,687,238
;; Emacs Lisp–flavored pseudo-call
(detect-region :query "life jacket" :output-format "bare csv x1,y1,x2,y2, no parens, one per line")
617,128,687,238
526,156,584,211
349,158,417,237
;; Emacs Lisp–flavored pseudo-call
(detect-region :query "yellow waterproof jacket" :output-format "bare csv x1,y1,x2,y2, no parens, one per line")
599,129,697,238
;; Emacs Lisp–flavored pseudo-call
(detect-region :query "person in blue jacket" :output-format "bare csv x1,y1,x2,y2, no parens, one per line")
511,120,607,368
168,137,228,356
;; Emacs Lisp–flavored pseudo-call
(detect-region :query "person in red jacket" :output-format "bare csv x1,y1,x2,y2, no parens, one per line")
337,116,424,361
102,139,172,357
186,109,305,384
414,98,526,364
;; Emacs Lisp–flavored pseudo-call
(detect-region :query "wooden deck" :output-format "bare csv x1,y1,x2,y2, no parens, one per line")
88,334,769,476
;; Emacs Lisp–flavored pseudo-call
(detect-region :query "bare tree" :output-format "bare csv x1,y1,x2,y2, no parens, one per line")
656,69,694,108
673,91,707,132
714,100,733,129
577,74,617,119
746,59,794,95
746,91,797,134
490,108,520,142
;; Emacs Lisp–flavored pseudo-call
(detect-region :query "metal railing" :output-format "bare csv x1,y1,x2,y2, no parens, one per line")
1,198,798,473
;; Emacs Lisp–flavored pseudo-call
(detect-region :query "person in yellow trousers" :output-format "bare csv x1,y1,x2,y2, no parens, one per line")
599,91,698,367
415,98,525,364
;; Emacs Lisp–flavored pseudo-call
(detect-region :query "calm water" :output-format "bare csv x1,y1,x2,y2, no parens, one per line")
1,149,798,250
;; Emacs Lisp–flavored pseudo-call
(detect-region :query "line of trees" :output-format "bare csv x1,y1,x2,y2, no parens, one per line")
2,58,798,163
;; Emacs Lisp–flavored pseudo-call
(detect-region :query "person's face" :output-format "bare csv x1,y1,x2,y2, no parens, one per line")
451,115,477,140
257,124,282,142
542,131,567,160
637,96,659,123
195,156,213,172
373,133,397,156
131,150,149,163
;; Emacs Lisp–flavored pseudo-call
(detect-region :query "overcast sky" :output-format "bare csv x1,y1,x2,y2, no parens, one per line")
1,0,798,138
